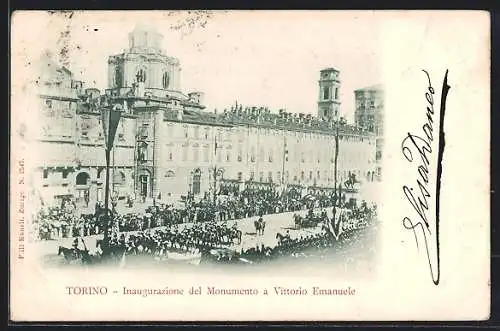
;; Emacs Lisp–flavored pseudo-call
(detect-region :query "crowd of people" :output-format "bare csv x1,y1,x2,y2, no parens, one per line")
35,186,351,241
59,199,377,268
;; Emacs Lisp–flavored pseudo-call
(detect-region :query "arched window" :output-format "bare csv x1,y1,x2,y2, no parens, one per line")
113,171,126,185
76,172,90,186
136,68,146,83
162,72,170,89
115,67,123,87
323,86,330,100
138,142,148,162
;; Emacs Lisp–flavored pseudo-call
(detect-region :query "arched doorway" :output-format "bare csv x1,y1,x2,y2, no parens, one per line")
75,172,90,207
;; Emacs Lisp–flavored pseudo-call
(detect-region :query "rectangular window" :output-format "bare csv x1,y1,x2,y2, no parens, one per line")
169,151,173,161
268,171,273,182
62,170,68,179
259,172,264,182
237,172,243,181
43,169,49,179
335,87,339,99
250,172,255,180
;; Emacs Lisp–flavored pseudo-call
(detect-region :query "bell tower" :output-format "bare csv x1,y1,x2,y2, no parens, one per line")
317,68,341,120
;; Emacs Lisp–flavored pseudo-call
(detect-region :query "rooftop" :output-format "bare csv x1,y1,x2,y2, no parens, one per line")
320,67,340,73
355,84,384,92
162,105,373,137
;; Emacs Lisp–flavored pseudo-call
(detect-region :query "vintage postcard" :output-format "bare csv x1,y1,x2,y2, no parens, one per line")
9,10,490,321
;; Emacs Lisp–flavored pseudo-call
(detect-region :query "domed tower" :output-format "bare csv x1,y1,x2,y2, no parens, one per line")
107,24,182,96
128,23,164,53
317,68,341,120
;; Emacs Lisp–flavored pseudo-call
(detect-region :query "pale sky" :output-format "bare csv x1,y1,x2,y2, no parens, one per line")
16,11,383,123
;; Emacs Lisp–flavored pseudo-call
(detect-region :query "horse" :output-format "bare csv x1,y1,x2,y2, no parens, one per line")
259,220,266,235
96,239,126,262
344,176,361,190
275,233,288,245
294,214,303,229
254,220,261,235
79,250,101,265
58,246,81,264
231,229,242,244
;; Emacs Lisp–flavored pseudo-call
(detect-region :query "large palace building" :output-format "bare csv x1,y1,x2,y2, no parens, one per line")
30,25,378,209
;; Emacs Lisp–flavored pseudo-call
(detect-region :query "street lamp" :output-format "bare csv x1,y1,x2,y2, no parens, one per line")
101,103,123,242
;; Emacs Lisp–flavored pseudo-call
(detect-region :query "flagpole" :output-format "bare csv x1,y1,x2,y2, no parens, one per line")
332,120,340,222
281,135,286,185
103,148,111,241
103,109,112,242
213,135,217,205
101,104,122,243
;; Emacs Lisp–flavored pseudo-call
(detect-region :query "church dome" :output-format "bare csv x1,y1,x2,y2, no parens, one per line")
128,23,164,53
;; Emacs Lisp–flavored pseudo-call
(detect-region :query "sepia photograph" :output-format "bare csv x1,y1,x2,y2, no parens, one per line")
10,10,489,321
19,11,383,276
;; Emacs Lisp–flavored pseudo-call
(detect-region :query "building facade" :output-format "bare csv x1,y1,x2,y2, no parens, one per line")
30,26,378,209
354,84,384,179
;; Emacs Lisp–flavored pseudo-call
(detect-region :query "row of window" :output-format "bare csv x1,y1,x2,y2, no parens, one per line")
115,68,171,89
240,169,365,183
173,124,370,142
42,169,126,185
322,86,340,100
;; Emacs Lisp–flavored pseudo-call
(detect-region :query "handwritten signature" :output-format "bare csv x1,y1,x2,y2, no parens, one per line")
401,69,450,285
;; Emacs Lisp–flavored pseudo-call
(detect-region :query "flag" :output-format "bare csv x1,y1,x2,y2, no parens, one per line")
328,207,344,241
101,106,122,151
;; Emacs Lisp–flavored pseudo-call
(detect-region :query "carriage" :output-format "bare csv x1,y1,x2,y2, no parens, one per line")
293,211,323,229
